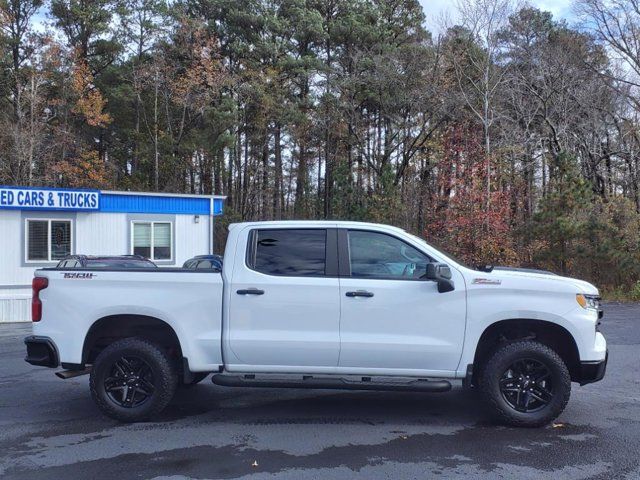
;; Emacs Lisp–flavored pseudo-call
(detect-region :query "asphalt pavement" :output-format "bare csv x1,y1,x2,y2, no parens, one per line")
0,303,639,479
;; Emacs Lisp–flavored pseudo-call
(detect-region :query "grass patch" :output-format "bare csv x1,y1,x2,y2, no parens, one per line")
601,283,640,302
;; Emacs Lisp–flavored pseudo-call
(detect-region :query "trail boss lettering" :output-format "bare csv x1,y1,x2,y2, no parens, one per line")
63,273,96,279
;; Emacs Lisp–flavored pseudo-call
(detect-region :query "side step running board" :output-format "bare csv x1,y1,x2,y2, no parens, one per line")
211,374,452,393
55,366,92,379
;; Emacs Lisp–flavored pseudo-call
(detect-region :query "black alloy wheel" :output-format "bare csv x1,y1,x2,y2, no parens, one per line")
499,358,553,413
104,355,156,408
90,337,178,422
479,340,571,427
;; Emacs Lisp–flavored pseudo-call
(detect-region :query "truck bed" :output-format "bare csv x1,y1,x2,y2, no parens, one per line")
33,267,224,372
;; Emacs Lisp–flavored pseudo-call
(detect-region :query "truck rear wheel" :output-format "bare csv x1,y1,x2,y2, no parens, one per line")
89,337,178,422
479,340,571,427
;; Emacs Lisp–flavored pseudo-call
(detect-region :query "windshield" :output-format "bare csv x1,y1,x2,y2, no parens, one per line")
404,233,472,269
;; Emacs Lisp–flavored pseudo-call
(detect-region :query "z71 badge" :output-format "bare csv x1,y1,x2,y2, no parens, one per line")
472,278,501,285
63,272,96,279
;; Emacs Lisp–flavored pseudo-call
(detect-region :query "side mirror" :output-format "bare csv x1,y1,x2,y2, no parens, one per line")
425,262,455,293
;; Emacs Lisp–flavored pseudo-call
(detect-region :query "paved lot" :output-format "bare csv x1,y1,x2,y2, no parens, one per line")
0,304,639,480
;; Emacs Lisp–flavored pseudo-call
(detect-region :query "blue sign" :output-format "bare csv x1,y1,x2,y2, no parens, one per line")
0,186,100,211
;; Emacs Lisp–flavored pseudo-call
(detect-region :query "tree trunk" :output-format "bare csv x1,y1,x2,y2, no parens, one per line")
273,124,283,219
153,75,159,191
262,134,269,219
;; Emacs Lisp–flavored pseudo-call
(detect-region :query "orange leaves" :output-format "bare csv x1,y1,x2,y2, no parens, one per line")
425,123,517,266
168,19,228,110
70,56,111,128
52,150,110,189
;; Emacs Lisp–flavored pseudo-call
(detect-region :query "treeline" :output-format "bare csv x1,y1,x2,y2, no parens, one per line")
2,0,640,294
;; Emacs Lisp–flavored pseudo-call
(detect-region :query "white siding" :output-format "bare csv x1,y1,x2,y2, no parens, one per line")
0,293,30,323
75,212,128,255
0,210,27,286
0,210,39,322
175,215,211,266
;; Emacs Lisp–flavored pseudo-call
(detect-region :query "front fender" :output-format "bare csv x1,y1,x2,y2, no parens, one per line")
457,309,582,375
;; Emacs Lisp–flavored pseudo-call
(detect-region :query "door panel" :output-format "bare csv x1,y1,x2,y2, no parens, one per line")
338,229,466,373
228,228,340,368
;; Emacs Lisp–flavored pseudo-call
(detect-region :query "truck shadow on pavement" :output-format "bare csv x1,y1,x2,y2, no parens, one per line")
164,382,493,425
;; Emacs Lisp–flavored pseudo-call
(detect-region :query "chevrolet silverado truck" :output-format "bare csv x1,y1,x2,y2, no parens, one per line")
24,221,607,427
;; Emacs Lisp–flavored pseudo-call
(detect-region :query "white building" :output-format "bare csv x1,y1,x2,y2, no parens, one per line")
0,186,225,323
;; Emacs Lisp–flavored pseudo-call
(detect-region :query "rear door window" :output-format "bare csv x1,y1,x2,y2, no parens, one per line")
248,229,326,277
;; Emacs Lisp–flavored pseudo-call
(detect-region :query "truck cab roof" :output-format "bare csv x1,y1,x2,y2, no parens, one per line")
229,220,407,233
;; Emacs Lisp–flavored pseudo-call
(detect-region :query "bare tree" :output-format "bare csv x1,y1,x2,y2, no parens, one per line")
575,0,640,208
448,0,520,206
575,0,640,107
0,0,44,184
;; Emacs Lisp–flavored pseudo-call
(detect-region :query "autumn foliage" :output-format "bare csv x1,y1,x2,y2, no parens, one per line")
71,56,112,128
425,124,517,267
52,150,109,189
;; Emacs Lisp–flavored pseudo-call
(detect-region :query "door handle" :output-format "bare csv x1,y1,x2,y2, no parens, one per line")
237,288,265,295
345,290,374,298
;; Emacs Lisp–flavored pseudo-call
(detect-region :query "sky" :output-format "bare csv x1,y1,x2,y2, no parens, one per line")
32,0,578,36
419,0,577,34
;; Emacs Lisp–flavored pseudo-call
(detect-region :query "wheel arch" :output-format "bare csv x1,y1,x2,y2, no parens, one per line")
472,318,581,384
82,314,184,366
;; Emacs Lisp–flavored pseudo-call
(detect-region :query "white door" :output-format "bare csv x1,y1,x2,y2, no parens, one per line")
338,229,466,374
227,228,340,370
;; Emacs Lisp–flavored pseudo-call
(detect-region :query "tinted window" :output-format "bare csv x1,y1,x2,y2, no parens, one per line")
250,229,326,276
348,230,430,279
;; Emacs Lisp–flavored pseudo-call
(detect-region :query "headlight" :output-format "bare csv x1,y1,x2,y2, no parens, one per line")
576,294,601,310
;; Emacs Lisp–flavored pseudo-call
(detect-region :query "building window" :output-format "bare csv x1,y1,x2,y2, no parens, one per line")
25,219,72,262
132,221,172,261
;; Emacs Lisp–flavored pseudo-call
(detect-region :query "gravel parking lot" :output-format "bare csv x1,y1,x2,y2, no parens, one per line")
0,303,638,480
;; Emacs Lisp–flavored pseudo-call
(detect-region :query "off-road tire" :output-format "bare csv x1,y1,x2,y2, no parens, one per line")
479,340,571,427
90,337,178,422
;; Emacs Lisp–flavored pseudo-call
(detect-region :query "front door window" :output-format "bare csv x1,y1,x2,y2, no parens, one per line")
348,230,430,280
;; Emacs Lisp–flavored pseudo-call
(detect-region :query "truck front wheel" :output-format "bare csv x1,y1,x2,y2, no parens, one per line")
90,337,178,422
479,340,571,427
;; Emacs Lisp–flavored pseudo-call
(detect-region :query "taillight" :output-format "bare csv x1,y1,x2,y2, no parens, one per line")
32,277,48,322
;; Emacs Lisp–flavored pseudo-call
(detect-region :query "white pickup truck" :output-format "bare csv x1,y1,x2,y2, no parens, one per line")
24,221,607,427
